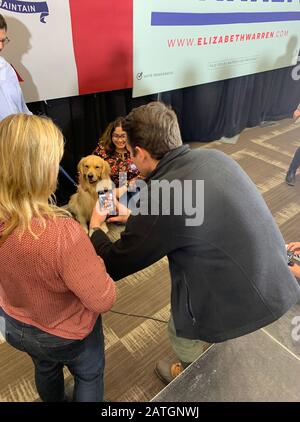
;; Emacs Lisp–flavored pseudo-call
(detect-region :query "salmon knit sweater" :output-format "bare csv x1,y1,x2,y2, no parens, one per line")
0,217,116,339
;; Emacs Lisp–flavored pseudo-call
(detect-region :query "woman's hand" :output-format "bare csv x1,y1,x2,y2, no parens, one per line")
114,177,141,199
90,200,108,230
128,177,138,186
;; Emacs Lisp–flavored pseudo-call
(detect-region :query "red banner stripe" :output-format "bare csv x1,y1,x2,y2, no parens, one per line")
69,0,133,95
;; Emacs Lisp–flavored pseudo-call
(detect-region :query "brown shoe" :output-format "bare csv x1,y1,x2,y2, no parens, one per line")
155,359,184,384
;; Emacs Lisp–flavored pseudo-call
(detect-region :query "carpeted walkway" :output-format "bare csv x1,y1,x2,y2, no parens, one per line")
1,118,300,402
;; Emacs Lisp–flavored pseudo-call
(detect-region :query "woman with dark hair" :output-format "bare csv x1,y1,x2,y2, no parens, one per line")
93,117,139,196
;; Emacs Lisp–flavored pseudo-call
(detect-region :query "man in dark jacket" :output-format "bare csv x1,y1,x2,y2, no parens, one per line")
90,101,300,384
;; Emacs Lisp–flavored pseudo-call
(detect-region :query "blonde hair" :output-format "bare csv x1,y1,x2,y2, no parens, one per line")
0,113,69,239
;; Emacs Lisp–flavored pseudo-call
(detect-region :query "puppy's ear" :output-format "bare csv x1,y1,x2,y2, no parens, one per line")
77,157,86,174
101,160,111,179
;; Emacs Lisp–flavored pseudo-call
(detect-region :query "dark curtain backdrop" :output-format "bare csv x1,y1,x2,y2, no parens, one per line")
27,64,300,205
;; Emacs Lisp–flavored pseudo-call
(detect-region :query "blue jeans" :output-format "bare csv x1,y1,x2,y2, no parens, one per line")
2,310,104,402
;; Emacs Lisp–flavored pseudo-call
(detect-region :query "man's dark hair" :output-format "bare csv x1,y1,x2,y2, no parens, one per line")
123,102,182,160
0,15,7,31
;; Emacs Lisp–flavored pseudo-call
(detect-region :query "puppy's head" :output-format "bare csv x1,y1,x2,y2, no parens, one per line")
78,155,111,187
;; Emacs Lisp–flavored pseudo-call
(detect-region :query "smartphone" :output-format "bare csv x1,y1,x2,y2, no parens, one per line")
98,189,116,215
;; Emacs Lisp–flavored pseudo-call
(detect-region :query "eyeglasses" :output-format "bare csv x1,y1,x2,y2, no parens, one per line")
112,133,127,140
0,37,10,45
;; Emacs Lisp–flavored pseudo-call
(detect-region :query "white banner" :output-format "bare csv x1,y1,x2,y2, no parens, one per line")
133,0,300,97
0,0,133,102
1,0,78,102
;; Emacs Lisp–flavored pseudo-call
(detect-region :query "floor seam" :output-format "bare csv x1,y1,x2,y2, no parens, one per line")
261,328,300,363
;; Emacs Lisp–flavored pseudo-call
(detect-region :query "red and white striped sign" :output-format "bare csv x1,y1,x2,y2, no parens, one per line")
1,0,133,102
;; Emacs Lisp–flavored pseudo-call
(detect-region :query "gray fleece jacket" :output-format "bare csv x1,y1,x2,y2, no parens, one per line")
91,145,300,342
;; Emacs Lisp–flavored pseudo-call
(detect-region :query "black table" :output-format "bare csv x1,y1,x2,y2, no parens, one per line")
152,303,300,402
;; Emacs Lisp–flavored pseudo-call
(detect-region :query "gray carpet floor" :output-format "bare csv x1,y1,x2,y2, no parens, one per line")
1,117,300,402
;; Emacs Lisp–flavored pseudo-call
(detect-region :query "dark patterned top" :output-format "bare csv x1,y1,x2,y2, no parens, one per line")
93,144,140,188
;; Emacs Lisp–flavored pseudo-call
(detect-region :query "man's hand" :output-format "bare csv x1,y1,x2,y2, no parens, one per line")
290,264,300,278
287,242,300,253
287,242,300,278
90,200,108,230
107,200,131,224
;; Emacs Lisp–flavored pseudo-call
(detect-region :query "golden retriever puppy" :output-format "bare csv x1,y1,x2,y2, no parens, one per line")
68,155,112,233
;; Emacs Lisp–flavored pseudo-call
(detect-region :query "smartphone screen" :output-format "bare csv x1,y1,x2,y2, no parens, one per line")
98,190,116,215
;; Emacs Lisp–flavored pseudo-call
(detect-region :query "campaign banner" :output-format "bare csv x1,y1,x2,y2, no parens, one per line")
0,0,132,102
133,0,300,98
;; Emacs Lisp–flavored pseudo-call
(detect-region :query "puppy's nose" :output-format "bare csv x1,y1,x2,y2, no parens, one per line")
87,173,94,179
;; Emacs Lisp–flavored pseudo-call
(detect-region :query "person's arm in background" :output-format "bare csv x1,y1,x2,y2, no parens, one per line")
114,184,127,199
58,220,116,313
7,62,32,115
114,176,142,199
18,89,31,114
287,242,300,278
19,89,31,114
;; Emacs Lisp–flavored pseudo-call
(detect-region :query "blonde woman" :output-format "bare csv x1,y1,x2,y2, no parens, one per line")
0,114,116,402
